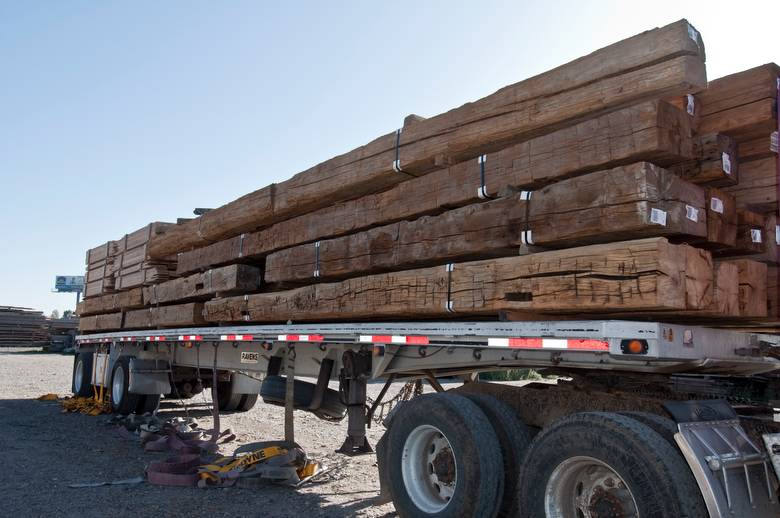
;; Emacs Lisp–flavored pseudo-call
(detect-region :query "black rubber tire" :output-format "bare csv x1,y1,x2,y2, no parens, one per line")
386,393,504,518
620,411,678,444
72,352,94,397
260,375,346,419
136,393,161,415
110,357,141,415
216,381,243,412
460,393,533,517
235,393,258,412
519,412,708,518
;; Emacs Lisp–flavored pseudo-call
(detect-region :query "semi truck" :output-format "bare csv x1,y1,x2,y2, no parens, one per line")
75,319,780,517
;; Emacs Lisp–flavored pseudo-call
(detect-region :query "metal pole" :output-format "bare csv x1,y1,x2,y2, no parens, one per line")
284,344,296,443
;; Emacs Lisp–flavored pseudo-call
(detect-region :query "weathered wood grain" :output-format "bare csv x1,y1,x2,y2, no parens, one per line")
670,133,738,186
720,259,768,317
76,288,144,317
724,156,778,214
123,303,205,329
264,163,706,284
79,312,123,332
143,264,262,305
205,238,713,323
697,188,737,249
177,100,695,276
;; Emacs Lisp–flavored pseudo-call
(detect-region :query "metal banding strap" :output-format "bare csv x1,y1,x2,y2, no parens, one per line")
519,191,534,245
242,294,250,322
391,128,414,177
445,263,455,313
477,155,491,199
313,241,321,278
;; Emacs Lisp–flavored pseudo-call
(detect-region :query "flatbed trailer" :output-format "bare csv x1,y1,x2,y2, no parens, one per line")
76,320,780,517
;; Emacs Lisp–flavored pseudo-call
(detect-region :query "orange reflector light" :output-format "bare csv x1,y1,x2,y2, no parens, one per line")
620,339,648,355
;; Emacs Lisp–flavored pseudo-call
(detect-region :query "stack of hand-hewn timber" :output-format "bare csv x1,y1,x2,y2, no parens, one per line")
0,307,48,346
84,222,178,298
76,20,780,333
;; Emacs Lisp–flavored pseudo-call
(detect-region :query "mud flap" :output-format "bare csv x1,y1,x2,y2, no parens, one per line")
129,358,172,395
664,400,780,518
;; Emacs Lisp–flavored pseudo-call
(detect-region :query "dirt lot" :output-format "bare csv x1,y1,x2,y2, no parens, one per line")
0,347,409,517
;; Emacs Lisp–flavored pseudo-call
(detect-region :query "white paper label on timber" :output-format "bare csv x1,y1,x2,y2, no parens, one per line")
771,131,778,153
650,208,667,226
686,94,695,116
685,205,699,222
775,225,779,244
722,153,732,175
240,351,259,364
520,230,534,245
710,197,724,214
519,191,533,201
751,229,763,243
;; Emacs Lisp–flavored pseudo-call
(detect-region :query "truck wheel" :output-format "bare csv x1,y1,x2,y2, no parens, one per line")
260,375,346,419
235,393,258,412
519,412,707,518
386,393,504,518
460,393,533,517
620,411,677,443
217,381,243,411
110,357,141,415
72,352,94,397
136,394,161,415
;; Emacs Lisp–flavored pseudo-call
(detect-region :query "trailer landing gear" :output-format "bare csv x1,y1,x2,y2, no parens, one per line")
337,350,373,455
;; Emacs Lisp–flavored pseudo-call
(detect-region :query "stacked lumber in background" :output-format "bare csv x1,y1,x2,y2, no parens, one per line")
0,307,48,347
75,20,780,333
84,222,177,298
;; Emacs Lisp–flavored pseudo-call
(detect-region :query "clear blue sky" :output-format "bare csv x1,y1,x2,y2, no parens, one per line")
0,1,776,315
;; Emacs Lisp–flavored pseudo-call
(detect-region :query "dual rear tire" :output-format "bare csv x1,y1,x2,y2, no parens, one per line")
110,356,160,415
384,393,706,518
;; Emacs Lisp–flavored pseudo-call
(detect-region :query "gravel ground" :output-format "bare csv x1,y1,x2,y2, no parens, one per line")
0,347,429,518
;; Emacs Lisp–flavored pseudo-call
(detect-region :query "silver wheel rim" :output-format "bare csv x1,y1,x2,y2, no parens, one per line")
401,424,457,513
112,365,125,405
74,359,85,393
545,456,639,518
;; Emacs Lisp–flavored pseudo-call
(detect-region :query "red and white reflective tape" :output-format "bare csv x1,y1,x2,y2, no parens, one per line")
119,337,135,342
359,335,430,345
145,336,167,342
220,334,253,341
486,337,609,351
277,334,324,342
178,335,202,341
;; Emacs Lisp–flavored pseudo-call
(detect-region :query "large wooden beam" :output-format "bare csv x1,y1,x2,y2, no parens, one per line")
696,63,779,141
143,264,262,305
697,187,737,249
670,133,737,186
725,156,778,214
264,163,706,284
149,21,706,259
205,239,713,323
79,312,123,332
76,288,144,317
722,259,768,318
123,303,205,329
176,100,695,276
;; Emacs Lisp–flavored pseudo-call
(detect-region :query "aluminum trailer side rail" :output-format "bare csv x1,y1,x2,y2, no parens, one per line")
76,320,780,378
